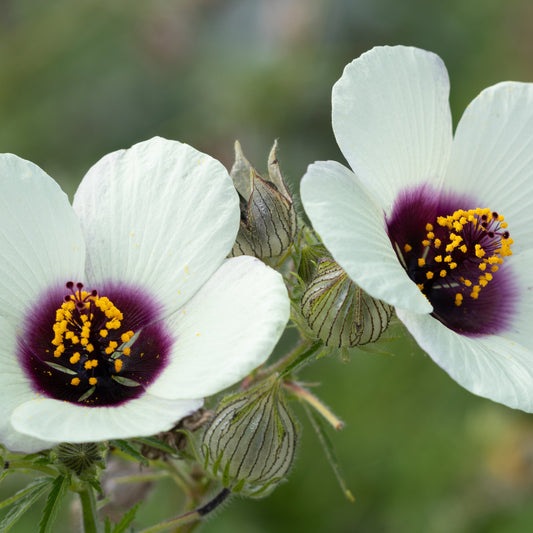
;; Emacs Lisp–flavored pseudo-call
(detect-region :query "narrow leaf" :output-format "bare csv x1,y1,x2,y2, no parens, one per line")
110,440,148,466
39,474,69,533
111,501,142,533
0,477,51,510
0,478,52,531
133,437,177,456
303,404,355,502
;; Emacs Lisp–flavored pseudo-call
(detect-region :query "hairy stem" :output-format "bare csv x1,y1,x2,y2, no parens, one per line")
78,485,100,533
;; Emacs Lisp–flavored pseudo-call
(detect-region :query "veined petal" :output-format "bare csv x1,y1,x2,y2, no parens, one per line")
0,317,58,452
503,249,533,350
300,161,431,314
0,154,85,324
73,137,239,314
332,45,452,212
148,256,290,399
397,309,533,412
445,82,533,253
11,393,202,443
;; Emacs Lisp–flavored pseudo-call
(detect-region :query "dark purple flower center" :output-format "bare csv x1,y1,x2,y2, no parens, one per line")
387,186,517,335
19,282,171,407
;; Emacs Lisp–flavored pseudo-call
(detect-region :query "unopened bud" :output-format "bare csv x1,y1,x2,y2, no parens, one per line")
230,141,297,259
201,377,297,498
301,258,393,347
54,442,105,478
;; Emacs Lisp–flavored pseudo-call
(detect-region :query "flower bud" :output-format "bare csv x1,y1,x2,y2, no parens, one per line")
301,258,393,347
230,140,297,259
54,442,106,478
201,377,297,498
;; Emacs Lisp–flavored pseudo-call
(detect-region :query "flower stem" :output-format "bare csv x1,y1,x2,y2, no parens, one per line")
139,489,231,533
246,339,322,388
4,460,58,477
283,381,344,430
78,484,100,533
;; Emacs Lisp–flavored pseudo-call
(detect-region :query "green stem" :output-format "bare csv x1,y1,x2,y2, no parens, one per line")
268,339,312,375
78,485,100,533
139,489,230,533
4,461,58,477
283,381,344,430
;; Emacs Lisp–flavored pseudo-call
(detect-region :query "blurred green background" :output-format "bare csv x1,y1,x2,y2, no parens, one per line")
3,0,533,531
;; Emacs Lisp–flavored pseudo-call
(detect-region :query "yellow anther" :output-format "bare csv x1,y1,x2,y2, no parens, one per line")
434,238,441,248
71,377,81,386
114,359,123,373
425,223,433,231
69,352,81,365
86,344,94,353
418,258,426,267
404,244,412,252
455,293,463,307
422,239,430,247
440,270,447,278
100,329,108,338
435,255,443,263
121,331,135,343
478,263,487,271
417,283,424,290
53,345,65,358
427,232,435,240
459,245,467,253
89,377,97,386
123,347,131,356
474,244,485,258
449,262,457,269
491,265,499,272
426,272,434,280
444,255,452,263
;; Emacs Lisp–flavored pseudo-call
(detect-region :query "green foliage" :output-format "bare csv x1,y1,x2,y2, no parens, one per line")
39,475,69,533
0,478,52,532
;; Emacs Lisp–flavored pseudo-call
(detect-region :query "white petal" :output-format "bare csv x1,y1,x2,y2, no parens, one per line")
148,256,290,399
300,161,432,314
0,154,85,323
0,317,57,452
445,82,533,253
332,45,452,212
397,309,533,412
73,137,239,314
11,394,202,443
502,249,533,350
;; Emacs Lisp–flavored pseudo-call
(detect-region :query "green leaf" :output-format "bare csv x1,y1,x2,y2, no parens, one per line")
111,501,142,533
105,516,112,533
110,440,148,467
0,470,11,486
39,474,69,533
0,478,52,531
0,477,51,510
133,437,177,456
303,404,355,502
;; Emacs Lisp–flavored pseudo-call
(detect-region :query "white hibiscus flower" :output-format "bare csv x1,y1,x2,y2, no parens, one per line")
301,45,533,411
0,137,289,453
